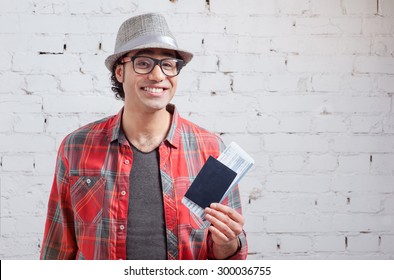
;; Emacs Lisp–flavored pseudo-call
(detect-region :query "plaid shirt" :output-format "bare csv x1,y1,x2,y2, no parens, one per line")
40,104,247,260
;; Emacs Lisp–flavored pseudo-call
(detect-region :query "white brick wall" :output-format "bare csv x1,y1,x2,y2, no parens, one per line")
1,0,393,260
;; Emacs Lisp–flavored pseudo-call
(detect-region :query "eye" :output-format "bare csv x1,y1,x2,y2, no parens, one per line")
134,58,153,69
162,60,176,70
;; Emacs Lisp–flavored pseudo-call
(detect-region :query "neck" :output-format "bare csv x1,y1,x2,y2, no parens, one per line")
122,106,171,152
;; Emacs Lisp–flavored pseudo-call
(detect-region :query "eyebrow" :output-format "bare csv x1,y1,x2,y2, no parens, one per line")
134,49,176,58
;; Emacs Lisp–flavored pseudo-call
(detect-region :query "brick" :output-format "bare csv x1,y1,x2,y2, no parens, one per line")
0,72,25,93
67,0,102,14
65,34,100,53
20,15,89,34
34,153,57,174
380,0,394,16
227,17,294,37
60,72,94,92
31,34,65,53
0,134,55,153
332,214,394,232
247,233,278,253
0,34,34,52
266,214,331,232
32,0,67,14
0,15,20,33
243,214,265,233
13,53,81,74
80,54,109,75
2,155,35,172
264,134,329,152
296,18,361,35
380,235,394,253
311,74,341,92
330,135,394,153
219,54,285,73
349,195,382,213
199,73,231,93
232,74,267,92
279,235,313,253
43,95,120,113
272,155,305,171
0,95,42,113
314,235,345,252
383,114,394,133
268,73,302,91
101,0,138,14
46,115,80,133
25,74,58,93
310,0,343,15
287,55,354,73
363,18,394,35
0,52,11,71
355,56,394,74
238,37,270,54
258,96,326,113
202,34,237,53
316,193,348,213
0,113,13,132
265,174,331,193
347,234,379,252
313,115,348,133
332,175,394,193
378,76,394,92
14,113,45,133
249,195,282,213
188,55,218,73
210,0,276,15
338,154,371,173
307,154,338,171
350,115,383,133
373,37,394,56
277,0,310,15
370,154,394,175
343,0,377,14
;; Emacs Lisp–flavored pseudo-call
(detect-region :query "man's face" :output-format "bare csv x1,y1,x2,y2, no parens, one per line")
115,48,179,114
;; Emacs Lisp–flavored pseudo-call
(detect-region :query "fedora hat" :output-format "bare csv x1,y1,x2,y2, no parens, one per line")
105,13,193,71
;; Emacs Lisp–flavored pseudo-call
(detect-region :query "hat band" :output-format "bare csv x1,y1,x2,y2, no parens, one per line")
116,34,179,54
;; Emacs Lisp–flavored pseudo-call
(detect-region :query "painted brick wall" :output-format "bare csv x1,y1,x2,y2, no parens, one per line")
1,0,393,259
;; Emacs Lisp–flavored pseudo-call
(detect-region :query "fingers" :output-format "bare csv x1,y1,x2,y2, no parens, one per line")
204,203,244,242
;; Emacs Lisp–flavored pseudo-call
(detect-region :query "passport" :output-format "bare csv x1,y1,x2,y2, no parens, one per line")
183,156,237,209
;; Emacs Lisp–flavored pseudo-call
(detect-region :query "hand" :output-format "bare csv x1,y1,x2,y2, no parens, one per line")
204,203,244,259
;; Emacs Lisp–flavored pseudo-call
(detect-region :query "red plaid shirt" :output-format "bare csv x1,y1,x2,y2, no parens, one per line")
40,104,247,260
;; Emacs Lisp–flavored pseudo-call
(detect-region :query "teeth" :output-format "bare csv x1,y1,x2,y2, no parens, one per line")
144,87,164,93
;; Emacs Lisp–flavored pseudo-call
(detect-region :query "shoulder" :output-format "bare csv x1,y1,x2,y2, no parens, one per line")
60,114,117,149
178,116,225,154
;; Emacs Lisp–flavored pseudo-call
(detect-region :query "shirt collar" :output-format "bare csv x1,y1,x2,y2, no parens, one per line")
109,104,182,149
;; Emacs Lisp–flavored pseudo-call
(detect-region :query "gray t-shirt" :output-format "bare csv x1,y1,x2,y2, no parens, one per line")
126,144,167,260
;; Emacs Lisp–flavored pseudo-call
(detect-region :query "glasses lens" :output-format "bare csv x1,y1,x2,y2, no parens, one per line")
161,59,179,76
132,56,182,77
133,57,154,74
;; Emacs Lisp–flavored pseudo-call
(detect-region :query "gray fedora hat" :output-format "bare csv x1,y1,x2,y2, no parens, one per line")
105,13,193,71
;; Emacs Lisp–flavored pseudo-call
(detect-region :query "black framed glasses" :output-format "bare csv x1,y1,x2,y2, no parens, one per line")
121,56,185,77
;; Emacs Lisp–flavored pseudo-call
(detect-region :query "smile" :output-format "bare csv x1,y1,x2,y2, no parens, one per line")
143,87,166,93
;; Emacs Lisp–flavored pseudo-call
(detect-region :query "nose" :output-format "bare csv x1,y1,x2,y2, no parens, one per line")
148,64,165,82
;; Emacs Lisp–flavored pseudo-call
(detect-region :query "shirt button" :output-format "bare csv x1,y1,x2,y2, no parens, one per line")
86,178,91,184
121,191,126,196
120,225,125,230
124,159,130,165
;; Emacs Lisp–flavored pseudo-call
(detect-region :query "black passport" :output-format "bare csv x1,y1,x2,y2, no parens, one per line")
184,156,237,209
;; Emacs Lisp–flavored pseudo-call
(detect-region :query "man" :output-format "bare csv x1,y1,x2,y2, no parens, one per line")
40,13,247,260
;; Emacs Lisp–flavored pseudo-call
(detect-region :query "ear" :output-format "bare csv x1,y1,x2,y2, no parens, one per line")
115,64,124,83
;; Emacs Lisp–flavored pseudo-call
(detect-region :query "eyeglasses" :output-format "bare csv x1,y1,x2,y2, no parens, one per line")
120,56,185,77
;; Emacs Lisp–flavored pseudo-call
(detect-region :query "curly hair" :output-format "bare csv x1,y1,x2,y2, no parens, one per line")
110,59,125,100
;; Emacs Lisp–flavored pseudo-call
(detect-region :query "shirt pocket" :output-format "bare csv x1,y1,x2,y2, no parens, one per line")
70,176,106,224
